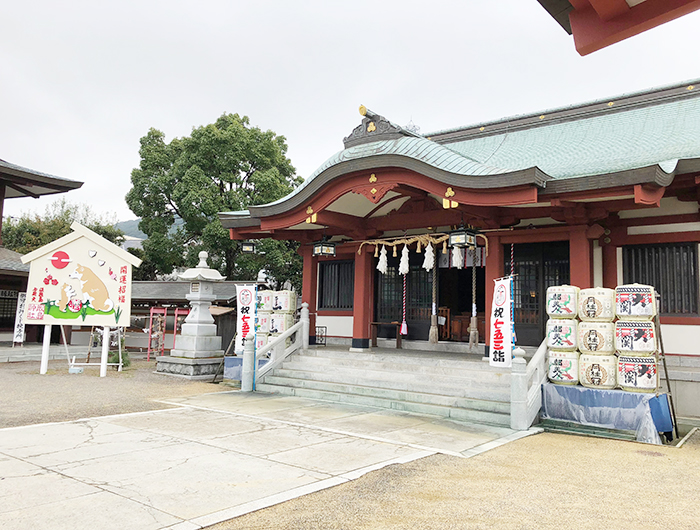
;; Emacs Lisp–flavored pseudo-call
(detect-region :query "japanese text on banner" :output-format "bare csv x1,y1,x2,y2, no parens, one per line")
235,284,257,355
490,277,513,368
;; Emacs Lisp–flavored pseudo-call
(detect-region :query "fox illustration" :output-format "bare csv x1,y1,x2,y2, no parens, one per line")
68,264,114,312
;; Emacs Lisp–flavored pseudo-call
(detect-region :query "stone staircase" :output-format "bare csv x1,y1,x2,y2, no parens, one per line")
256,346,513,426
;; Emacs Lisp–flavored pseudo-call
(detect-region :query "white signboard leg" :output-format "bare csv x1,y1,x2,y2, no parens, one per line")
100,326,110,377
40,324,52,374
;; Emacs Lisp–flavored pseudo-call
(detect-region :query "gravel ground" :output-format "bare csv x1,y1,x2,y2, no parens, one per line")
207,430,700,530
0,356,229,428
4,356,699,530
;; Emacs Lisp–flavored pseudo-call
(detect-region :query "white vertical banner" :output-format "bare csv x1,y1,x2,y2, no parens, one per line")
489,277,513,368
13,292,26,345
235,284,257,355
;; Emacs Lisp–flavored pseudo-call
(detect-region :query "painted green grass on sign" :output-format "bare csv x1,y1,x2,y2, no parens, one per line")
44,304,115,321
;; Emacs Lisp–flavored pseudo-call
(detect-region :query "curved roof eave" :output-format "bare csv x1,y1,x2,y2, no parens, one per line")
540,162,677,196
245,138,551,219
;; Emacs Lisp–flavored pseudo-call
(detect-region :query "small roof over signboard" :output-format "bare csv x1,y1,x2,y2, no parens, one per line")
21,222,142,267
0,159,83,199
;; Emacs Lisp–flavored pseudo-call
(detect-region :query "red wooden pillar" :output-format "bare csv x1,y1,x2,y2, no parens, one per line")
351,248,374,350
300,245,318,344
0,184,5,246
570,227,592,289
602,244,617,289
484,236,503,352
602,225,625,288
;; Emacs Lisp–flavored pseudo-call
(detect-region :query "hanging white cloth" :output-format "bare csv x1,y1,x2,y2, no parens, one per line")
377,245,388,274
422,242,435,271
451,246,464,269
399,244,410,275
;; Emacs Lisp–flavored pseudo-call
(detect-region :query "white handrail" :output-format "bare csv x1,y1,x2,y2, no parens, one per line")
256,321,302,360
256,321,303,380
510,338,548,430
241,302,310,393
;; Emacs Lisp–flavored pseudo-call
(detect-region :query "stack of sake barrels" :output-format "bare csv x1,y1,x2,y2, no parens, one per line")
546,285,582,385
255,291,274,350
546,283,659,393
577,287,618,390
614,284,658,392
269,290,297,347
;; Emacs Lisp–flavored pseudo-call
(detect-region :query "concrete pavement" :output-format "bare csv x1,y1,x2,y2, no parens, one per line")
0,391,538,530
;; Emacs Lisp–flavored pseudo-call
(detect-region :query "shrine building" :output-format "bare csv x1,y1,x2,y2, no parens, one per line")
220,79,700,360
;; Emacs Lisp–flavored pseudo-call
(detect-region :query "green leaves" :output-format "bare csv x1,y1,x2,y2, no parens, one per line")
125,113,303,287
2,199,124,254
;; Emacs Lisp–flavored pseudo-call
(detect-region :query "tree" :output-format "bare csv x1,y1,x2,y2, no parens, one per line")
2,199,124,254
125,113,303,286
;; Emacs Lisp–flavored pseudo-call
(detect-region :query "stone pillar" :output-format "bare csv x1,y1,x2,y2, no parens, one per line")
241,336,255,392
156,251,225,379
510,346,529,430
301,302,310,350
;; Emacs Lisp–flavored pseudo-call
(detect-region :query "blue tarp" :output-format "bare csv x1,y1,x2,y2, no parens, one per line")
541,383,670,445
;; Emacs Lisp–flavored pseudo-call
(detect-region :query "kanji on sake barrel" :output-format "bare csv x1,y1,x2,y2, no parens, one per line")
579,354,617,389
578,288,615,322
546,285,579,319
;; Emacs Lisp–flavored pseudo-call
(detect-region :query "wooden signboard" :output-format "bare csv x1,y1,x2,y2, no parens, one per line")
21,222,142,327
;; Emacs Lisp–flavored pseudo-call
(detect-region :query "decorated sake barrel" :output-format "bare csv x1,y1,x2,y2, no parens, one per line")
577,288,615,322
546,285,579,319
255,333,269,351
548,350,579,385
256,312,271,334
269,312,294,334
546,319,578,351
257,291,273,312
579,354,617,389
272,290,297,313
615,320,657,355
615,284,656,320
618,356,658,392
578,321,615,354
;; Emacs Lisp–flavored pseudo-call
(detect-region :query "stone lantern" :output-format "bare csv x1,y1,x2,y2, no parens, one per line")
156,251,226,379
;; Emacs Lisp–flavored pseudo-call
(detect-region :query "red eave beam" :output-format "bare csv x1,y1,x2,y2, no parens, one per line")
569,0,700,56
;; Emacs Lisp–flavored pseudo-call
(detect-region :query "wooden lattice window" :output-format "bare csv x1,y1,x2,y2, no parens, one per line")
623,243,698,315
318,260,354,310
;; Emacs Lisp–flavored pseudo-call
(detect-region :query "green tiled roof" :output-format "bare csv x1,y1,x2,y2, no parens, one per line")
442,95,700,180
259,136,511,209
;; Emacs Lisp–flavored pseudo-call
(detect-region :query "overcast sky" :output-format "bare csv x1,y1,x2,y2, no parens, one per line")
2,1,700,222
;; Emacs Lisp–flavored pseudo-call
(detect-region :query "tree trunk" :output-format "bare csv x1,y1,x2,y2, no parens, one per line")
225,246,236,279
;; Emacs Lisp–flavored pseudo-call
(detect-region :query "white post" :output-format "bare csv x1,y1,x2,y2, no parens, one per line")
241,336,255,392
40,324,52,374
510,346,528,430
100,326,110,378
301,302,310,350
274,339,285,362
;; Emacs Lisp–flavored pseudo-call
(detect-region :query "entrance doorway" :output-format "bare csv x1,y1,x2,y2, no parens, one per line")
508,241,569,346
438,266,486,342
374,252,432,341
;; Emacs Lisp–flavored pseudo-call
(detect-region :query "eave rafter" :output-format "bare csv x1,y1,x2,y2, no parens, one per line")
256,168,541,237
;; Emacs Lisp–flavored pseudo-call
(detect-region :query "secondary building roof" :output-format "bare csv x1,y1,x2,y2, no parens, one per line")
0,159,83,199
536,0,700,55
131,281,253,305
